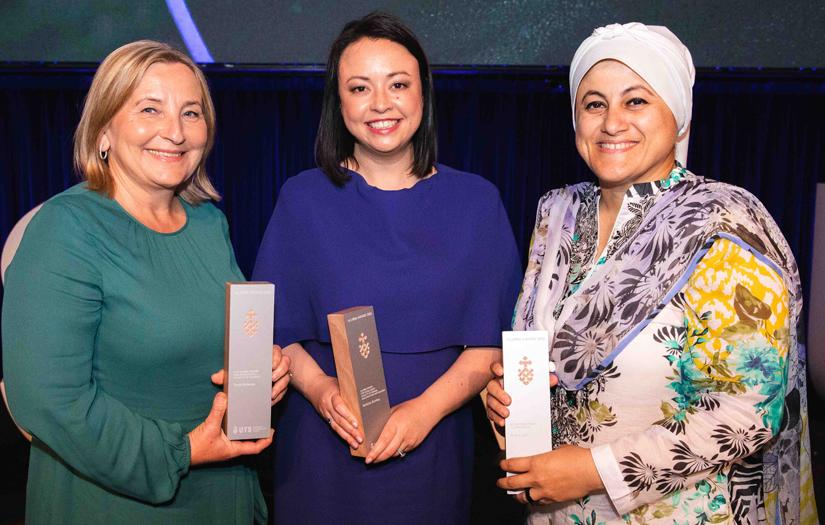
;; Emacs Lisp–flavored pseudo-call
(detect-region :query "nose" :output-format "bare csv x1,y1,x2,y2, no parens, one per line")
370,88,392,113
601,106,628,136
160,114,185,145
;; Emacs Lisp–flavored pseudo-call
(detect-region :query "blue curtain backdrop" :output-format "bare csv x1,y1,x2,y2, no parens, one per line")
2,66,824,366
1,67,823,289
0,66,824,523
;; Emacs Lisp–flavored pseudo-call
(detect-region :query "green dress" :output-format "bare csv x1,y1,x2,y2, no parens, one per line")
2,184,266,524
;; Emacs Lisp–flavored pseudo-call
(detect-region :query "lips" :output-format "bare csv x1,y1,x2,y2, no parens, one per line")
365,119,401,134
597,141,638,152
146,149,186,160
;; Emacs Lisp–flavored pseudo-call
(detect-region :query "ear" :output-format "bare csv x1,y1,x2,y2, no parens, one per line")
99,132,111,153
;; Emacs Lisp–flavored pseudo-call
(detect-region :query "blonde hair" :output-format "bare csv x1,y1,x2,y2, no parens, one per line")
73,40,219,203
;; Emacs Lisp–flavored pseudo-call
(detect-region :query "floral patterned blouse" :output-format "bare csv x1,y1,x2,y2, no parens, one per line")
518,168,816,525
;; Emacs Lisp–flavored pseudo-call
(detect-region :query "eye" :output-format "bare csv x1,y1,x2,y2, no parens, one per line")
350,85,367,93
584,100,605,110
183,110,201,119
141,106,158,114
391,82,408,89
627,97,648,107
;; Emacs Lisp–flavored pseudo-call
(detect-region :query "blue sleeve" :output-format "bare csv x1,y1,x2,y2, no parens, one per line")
251,180,318,346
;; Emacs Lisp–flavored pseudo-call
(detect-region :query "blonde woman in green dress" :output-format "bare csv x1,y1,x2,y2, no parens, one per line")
2,41,290,524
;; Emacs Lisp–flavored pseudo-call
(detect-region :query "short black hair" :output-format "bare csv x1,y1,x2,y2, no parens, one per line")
314,11,437,185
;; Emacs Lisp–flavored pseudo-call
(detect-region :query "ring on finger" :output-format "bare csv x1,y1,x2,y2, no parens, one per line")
524,488,537,504
397,447,406,458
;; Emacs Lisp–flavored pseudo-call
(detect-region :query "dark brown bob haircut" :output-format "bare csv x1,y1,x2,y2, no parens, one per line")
315,11,438,185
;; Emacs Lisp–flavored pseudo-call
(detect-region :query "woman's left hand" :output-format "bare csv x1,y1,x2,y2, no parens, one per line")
269,345,291,405
364,396,439,464
497,445,604,505
211,345,291,406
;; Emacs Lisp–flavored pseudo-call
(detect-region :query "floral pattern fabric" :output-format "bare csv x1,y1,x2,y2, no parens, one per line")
517,170,816,524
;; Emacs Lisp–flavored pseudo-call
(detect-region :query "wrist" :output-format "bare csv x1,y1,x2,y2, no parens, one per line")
187,431,202,466
301,371,333,405
411,392,445,428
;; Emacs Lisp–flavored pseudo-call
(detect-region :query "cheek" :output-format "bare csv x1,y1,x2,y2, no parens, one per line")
188,122,208,148
339,96,366,126
573,126,593,160
121,121,154,146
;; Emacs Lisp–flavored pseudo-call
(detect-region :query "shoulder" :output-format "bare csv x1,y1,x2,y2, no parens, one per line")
688,176,763,206
28,184,105,235
278,168,336,202
434,164,503,207
184,199,228,229
536,181,592,217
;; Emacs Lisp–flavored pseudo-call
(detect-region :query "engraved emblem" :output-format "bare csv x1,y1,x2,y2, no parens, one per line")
518,356,534,385
358,332,370,359
243,309,259,338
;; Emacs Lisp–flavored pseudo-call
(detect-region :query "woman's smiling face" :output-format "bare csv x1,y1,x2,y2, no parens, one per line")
574,59,678,190
101,61,208,194
337,37,423,164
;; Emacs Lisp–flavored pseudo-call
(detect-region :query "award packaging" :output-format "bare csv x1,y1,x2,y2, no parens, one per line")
223,282,274,440
328,306,391,457
502,330,552,493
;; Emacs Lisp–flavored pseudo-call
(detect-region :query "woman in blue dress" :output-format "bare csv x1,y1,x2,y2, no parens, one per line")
252,12,522,525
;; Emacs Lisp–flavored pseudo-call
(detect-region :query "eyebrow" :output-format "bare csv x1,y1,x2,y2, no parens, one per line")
345,71,411,82
622,84,656,96
579,84,656,102
133,96,202,107
134,96,163,106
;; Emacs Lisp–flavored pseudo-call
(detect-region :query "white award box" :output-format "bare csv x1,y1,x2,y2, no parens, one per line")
502,330,552,493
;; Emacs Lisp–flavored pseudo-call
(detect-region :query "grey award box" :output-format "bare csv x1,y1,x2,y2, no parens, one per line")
328,306,391,457
223,282,274,440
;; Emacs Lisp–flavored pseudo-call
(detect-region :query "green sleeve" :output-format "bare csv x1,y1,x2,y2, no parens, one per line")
220,211,245,280
2,200,191,504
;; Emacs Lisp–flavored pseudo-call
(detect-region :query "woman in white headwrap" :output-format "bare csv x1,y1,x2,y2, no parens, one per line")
486,23,817,524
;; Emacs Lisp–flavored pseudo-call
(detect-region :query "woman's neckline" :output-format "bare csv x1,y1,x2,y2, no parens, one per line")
109,193,191,236
345,164,441,193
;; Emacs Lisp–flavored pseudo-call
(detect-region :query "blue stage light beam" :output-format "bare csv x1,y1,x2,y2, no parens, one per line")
165,0,214,63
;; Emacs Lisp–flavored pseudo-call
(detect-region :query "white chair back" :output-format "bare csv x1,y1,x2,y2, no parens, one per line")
1,204,42,442
2,204,43,284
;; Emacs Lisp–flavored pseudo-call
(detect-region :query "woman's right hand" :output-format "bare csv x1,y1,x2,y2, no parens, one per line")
305,374,364,449
486,362,560,428
485,362,511,427
188,392,273,466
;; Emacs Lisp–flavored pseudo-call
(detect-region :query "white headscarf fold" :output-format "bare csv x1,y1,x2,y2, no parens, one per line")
569,22,695,165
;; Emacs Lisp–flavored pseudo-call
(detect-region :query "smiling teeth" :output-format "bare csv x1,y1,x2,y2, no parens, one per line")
148,150,184,157
600,142,634,150
368,120,398,129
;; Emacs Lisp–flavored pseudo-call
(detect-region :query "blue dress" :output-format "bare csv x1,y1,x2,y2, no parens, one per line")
252,165,521,524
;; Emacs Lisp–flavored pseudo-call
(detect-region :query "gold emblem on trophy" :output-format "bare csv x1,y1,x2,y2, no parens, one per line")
518,356,534,385
358,332,370,359
243,309,259,338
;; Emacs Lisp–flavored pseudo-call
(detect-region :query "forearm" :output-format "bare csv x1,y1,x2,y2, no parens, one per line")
418,346,500,422
282,342,327,397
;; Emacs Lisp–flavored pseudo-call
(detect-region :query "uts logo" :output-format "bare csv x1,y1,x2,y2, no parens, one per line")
358,332,370,359
518,356,534,385
243,309,259,338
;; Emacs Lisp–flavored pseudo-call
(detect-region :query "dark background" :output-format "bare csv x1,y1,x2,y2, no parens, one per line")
2,1,825,523
1,1,825,67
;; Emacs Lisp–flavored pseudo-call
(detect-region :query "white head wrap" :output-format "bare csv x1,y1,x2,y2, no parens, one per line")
569,22,695,165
